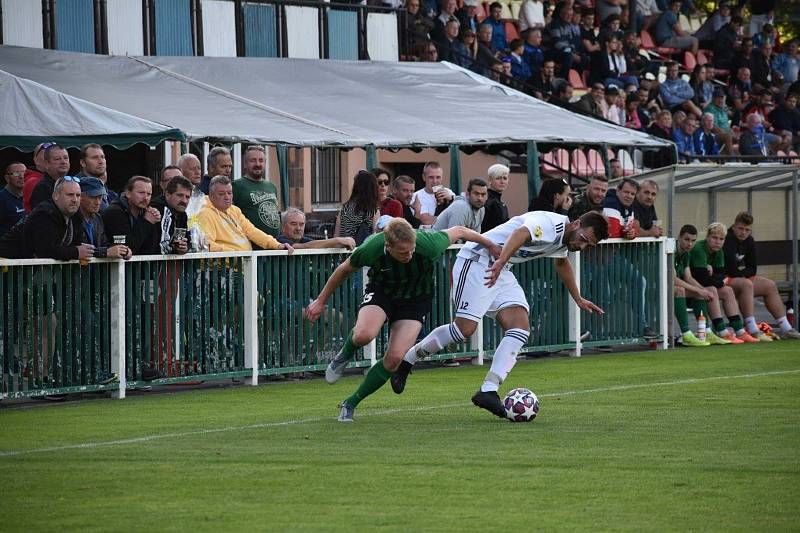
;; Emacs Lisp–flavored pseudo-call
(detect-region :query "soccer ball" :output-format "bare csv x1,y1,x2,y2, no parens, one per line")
503,388,540,422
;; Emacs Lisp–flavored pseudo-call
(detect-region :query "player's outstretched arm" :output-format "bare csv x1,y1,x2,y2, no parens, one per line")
554,257,604,314
444,226,502,258
305,259,358,322
485,226,531,287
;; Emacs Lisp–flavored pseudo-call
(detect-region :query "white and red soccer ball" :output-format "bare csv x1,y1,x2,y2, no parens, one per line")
503,387,540,422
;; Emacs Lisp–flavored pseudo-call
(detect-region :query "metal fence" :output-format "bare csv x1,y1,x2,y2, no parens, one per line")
1,239,669,400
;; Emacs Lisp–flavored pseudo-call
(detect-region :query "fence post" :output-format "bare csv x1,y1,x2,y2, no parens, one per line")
362,266,377,366
659,238,673,350
568,250,582,357
243,255,259,385
110,260,126,399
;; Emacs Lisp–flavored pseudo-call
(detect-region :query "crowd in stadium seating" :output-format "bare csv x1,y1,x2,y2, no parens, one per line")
404,0,800,159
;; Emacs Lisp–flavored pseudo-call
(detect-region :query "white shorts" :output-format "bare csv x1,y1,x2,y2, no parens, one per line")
451,256,530,322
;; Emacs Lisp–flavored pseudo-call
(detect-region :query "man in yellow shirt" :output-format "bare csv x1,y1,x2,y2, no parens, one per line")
197,176,293,253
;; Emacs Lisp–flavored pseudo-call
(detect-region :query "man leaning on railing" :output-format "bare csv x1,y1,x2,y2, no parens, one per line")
277,208,355,250
196,176,293,253
0,177,94,261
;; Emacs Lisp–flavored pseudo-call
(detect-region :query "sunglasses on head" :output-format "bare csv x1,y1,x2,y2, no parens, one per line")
62,176,81,183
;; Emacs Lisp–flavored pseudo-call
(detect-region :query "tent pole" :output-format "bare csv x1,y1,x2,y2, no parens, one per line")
449,144,461,193
276,143,289,209
792,168,798,325
366,145,377,170
527,141,540,203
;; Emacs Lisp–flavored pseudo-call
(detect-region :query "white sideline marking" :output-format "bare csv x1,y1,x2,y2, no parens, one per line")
1,369,798,458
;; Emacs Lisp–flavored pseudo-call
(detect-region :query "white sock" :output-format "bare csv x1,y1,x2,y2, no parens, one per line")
745,316,759,334
481,328,529,392
736,328,747,336
777,316,792,332
404,323,466,365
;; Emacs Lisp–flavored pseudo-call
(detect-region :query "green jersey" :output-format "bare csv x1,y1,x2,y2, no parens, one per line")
689,239,724,269
349,230,451,299
674,249,690,279
232,177,280,237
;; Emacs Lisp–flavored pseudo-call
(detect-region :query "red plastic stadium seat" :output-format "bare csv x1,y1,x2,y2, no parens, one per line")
505,21,520,41
697,50,710,66
568,69,586,89
570,149,593,177
586,149,606,176
640,30,656,49
683,51,697,70
542,148,570,175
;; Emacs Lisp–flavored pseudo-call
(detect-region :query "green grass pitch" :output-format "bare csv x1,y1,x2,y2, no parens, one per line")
2,343,799,531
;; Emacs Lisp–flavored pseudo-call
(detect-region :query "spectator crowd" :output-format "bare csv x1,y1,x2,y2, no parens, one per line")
404,0,800,159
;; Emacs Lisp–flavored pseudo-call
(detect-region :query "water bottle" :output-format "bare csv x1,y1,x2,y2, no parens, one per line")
697,311,706,341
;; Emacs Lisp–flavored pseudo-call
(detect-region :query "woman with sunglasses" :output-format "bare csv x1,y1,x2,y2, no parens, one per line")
372,168,403,219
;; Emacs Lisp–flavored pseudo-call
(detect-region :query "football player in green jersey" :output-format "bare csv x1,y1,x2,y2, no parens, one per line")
304,217,501,422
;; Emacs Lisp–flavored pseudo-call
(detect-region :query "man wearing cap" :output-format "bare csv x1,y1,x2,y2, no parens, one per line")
73,177,131,260
704,87,733,153
29,144,71,213
0,162,26,238
0,177,94,261
455,0,479,36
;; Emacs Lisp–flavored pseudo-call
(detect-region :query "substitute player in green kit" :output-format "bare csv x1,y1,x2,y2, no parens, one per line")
304,218,501,422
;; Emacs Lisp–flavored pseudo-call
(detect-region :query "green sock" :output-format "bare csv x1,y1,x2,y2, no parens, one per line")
693,300,709,319
675,297,689,333
344,359,392,408
728,315,744,332
339,331,360,361
712,317,727,333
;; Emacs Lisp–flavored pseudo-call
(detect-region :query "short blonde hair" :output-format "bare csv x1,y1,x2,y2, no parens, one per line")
383,218,416,247
707,222,726,238
487,163,509,182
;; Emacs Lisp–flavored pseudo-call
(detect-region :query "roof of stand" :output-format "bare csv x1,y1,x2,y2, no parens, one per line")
0,45,672,149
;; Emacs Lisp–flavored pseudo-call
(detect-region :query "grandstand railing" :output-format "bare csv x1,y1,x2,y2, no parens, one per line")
0,238,670,400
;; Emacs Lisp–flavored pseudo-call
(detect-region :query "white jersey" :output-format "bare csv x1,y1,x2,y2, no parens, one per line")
458,211,569,265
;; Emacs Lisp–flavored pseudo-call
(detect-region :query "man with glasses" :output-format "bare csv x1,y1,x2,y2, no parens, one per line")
233,145,280,239
29,144,71,212
390,211,608,418
0,162,26,237
0,176,94,261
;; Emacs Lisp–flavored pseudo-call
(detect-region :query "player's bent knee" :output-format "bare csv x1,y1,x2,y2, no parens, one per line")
351,330,376,347
453,318,477,338
383,351,404,370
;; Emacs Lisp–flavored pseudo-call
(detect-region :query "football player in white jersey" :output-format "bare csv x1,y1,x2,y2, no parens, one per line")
390,210,609,418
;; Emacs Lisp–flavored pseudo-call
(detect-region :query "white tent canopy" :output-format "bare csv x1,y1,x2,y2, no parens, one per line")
0,45,671,149
0,68,182,150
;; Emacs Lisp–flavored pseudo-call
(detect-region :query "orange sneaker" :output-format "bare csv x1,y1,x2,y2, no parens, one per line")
721,331,745,344
737,332,760,343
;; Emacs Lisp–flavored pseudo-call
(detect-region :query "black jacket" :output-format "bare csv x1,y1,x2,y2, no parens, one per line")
723,228,757,278
0,200,78,260
567,192,603,221
29,173,58,212
72,212,112,258
481,188,509,232
101,196,160,255
149,195,189,254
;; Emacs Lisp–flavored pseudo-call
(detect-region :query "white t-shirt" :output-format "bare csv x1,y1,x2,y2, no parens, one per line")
459,211,569,265
411,187,454,217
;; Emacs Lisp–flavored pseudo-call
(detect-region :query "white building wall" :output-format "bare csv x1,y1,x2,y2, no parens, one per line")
2,0,44,48
106,0,144,56
201,0,237,57
285,6,319,59
366,12,398,61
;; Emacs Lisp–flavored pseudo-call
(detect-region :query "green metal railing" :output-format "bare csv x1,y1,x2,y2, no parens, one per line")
1,239,669,399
